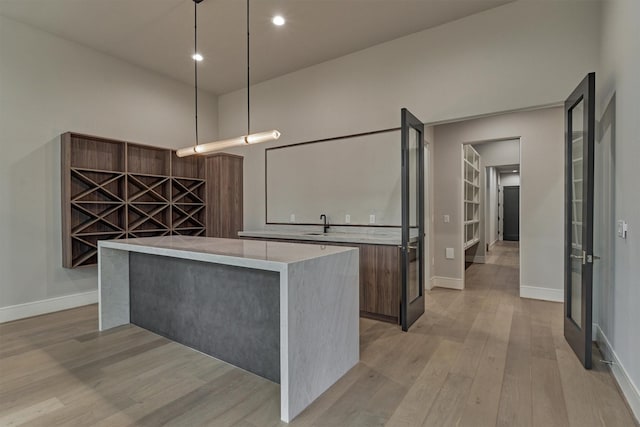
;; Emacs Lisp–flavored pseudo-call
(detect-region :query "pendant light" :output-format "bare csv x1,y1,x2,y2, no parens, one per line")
177,0,281,158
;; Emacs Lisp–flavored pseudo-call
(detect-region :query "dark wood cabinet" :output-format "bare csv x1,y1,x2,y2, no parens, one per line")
243,236,401,324
205,153,243,239
61,132,206,268
360,244,401,323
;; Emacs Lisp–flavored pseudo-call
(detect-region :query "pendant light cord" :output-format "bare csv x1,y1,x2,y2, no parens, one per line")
246,0,251,136
194,1,199,146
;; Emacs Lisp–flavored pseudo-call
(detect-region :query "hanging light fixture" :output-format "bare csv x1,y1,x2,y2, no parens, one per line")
177,0,281,158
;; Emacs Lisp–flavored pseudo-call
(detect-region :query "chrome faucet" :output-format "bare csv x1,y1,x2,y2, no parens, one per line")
320,214,330,234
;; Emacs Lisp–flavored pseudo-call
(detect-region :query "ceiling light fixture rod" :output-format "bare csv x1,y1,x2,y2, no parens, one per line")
247,0,250,136
176,0,281,157
194,0,199,146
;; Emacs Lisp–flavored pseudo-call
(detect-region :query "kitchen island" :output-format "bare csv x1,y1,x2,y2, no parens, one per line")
98,236,359,423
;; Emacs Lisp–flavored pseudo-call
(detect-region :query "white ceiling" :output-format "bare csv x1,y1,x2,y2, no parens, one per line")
0,0,513,95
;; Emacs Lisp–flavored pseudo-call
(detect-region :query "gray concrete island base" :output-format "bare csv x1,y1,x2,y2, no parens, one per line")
98,236,359,423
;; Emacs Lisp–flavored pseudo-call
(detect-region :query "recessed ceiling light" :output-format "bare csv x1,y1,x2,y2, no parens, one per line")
272,15,285,26
192,53,203,62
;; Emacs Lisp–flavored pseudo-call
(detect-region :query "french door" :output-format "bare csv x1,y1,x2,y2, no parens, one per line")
564,73,595,369
401,108,425,331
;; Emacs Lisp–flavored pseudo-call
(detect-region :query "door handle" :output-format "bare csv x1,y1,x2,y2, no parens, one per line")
570,251,586,264
570,252,601,264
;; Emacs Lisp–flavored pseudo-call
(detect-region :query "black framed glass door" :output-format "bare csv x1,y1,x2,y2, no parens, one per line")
401,108,425,331
564,72,595,369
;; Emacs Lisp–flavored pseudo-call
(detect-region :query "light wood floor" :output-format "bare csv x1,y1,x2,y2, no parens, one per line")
1,245,637,426
485,240,520,267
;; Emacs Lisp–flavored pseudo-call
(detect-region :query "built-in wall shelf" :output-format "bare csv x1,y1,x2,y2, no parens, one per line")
62,132,207,268
463,145,481,250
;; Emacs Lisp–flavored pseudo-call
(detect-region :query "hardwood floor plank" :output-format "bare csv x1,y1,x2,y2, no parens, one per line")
386,339,462,427
496,311,533,427
458,303,514,427
0,397,64,427
531,356,570,427
421,373,473,427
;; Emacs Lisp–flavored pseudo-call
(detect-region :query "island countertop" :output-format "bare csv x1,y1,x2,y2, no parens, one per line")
99,235,355,271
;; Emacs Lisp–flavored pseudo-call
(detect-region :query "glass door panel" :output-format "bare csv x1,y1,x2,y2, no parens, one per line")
570,99,584,328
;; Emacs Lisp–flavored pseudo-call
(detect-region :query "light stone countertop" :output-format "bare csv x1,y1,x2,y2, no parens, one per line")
238,229,418,245
98,235,356,272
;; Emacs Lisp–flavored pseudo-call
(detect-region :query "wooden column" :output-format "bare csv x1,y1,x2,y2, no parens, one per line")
205,153,243,238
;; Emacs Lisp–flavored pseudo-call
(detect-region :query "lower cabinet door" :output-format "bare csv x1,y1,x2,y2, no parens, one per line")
361,244,401,323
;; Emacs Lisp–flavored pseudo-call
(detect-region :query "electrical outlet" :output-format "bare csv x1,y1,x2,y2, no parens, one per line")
345,214,351,224
443,215,450,223
290,214,296,223
369,214,376,224
445,248,454,259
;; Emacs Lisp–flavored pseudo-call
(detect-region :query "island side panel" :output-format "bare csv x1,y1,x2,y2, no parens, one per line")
128,252,281,383
281,248,360,422
98,246,130,331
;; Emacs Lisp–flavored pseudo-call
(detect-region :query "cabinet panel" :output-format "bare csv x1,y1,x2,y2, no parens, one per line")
206,153,243,239
361,245,400,321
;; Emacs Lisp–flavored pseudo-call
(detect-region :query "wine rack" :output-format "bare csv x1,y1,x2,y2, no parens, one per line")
62,133,206,268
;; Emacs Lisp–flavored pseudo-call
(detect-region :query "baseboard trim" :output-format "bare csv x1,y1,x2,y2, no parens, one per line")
0,290,98,323
596,325,640,422
425,276,434,291
519,285,563,302
431,276,464,290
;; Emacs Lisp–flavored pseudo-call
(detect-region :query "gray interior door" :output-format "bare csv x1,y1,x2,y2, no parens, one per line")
564,72,595,369
401,108,425,331
503,186,520,241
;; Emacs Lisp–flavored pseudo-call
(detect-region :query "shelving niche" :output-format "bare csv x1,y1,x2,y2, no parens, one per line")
463,145,481,250
62,133,206,268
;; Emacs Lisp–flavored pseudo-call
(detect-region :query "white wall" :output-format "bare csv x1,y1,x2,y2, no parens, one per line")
0,16,218,314
595,0,640,419
474,139,520,167
215,0,600,231
500,173,521,186
266,130,401,226
433,107,564,301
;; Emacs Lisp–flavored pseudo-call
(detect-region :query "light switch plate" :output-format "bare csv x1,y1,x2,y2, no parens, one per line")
443,215,450,223
445,248,454,259
617,220,628,239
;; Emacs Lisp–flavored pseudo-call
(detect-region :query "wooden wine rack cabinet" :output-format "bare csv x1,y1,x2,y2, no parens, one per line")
61,132,206,268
